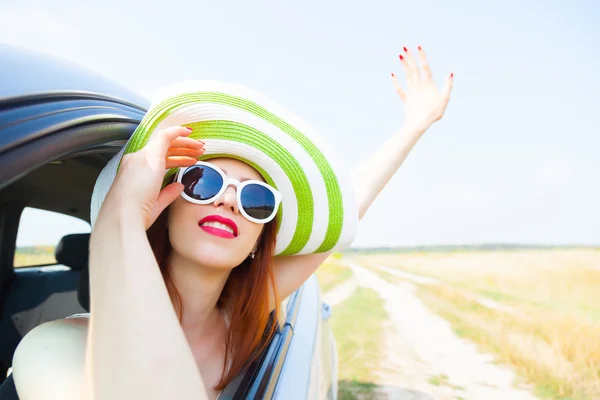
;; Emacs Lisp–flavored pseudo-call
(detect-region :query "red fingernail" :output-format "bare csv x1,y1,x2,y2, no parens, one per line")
199,140,205,145
391,72,395,77
186,127,193,131
418,45,422,51
403,46,408,52
399,54,404,61
450,73,454,78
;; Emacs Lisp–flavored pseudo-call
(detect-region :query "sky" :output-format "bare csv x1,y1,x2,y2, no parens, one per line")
3,0,599,248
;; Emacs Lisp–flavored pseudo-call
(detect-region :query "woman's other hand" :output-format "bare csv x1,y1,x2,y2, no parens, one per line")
392,45,454,135
98,126,205,230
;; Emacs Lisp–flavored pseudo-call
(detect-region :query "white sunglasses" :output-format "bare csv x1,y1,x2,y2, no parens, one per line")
175,161,282,224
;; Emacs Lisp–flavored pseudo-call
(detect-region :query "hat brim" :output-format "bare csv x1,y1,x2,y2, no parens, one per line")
91,81,358,256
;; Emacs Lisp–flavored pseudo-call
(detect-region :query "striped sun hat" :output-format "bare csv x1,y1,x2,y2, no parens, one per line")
90,81,358,256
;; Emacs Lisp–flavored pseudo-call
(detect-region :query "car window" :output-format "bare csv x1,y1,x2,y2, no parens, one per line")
14,207,91,268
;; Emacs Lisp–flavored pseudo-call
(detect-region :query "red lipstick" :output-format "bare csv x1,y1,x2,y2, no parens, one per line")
198,215,239,239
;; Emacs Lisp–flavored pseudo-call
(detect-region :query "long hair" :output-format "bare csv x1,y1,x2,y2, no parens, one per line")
146,206,280,390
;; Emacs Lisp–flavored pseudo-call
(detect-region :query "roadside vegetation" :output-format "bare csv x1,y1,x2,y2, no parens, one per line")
316,256,387,399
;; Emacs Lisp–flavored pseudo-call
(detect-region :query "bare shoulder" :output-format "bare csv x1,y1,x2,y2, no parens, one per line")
12,316,89,400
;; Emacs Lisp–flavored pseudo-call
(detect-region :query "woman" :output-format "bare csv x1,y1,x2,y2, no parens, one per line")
12,46,453,400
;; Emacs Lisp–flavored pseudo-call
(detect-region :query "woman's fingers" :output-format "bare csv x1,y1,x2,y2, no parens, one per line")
398,53,414,86
390,45,454,130
165,138,205,167
402,46,420,84
149,182,185,225
165,156,199,170
171,136,205,150
166,146,205,158
391,73,406,101
146,126,193,160
438,73,454,114
417,46,433,81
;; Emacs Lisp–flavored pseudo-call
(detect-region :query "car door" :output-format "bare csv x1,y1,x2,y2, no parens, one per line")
271,276,337,400
217,279,337,400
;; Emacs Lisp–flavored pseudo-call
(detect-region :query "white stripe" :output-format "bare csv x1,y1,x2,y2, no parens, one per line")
90,146,126,226
154,102,329,255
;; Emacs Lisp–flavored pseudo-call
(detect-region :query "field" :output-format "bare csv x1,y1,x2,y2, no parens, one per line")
353,249,600,400
316,258,389,399
315,253,353,292
332,286,387,400
13,246,56,267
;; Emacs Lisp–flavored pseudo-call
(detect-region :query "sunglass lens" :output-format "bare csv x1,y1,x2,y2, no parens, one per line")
181,165,223,201
240,184,276,220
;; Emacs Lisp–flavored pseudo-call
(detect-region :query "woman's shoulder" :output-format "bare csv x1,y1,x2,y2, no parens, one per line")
12,316,89,400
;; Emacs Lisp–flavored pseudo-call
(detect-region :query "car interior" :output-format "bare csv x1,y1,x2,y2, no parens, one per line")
0,143,295,399
0,152,111,397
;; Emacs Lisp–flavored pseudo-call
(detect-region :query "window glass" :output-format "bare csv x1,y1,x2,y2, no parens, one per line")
14,207,90,268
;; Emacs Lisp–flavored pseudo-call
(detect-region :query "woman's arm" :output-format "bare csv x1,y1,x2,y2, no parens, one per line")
353,45,453,219
352,124,425,220
273,46,454,299
82,127,207,400
11,127,207,400
84,202,206,400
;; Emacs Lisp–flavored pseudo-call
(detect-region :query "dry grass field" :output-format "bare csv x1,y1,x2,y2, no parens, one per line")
355,249,600,400
315,253,353,292
14,246,56,267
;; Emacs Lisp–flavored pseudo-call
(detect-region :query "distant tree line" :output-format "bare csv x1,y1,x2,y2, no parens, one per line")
15,246,55,255
343,243,600,254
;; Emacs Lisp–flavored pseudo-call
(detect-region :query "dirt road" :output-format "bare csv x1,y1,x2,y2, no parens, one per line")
326,263,539,400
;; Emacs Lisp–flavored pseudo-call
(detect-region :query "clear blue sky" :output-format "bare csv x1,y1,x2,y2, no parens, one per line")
3,0,599,248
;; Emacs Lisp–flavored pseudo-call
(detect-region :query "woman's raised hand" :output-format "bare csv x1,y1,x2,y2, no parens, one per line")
100,126,205,230
392,46,454,134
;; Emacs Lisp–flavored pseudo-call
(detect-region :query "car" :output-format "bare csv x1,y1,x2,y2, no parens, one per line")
0,44,338,400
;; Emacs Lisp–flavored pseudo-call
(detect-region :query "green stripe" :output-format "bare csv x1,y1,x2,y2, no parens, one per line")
123,91,343,253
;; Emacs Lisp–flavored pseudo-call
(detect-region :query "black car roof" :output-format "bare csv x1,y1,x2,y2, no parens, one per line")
0,44,150,108
0,45,150,190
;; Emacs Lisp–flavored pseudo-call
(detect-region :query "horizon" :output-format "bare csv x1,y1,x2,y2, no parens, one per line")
15,239,599,251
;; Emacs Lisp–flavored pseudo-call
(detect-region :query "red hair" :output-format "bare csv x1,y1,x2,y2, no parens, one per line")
146,207,279,390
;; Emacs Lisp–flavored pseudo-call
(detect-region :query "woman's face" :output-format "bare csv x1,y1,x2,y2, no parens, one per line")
167,158,265,269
